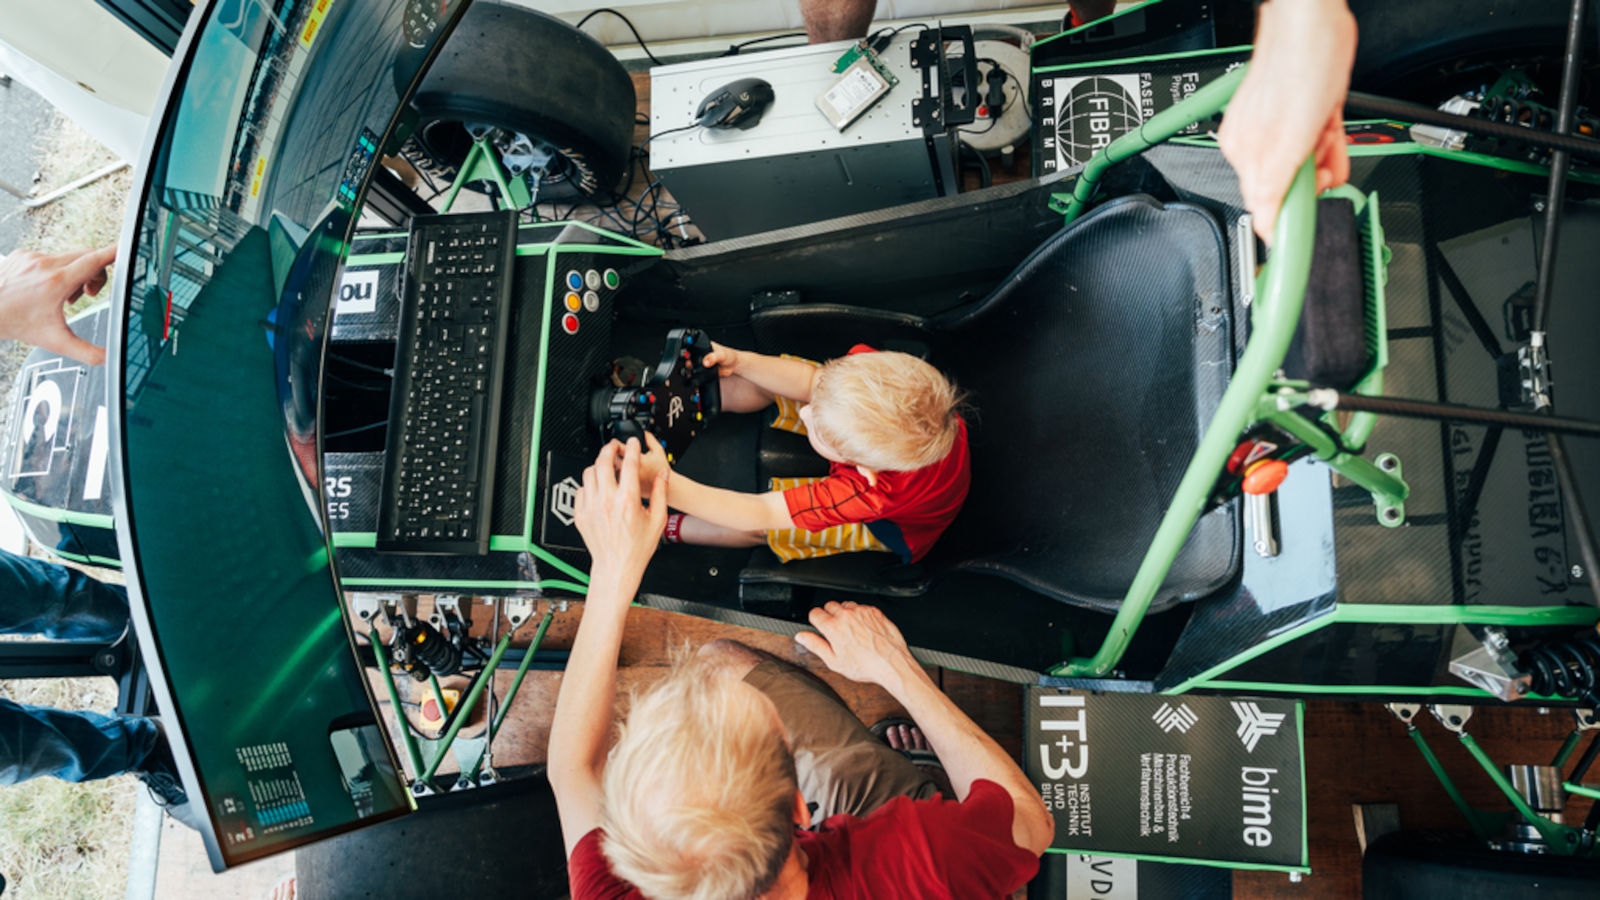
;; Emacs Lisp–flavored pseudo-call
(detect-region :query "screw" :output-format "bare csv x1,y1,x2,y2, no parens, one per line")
1289,872,1303,883
1573,565,1585,579
1538,707,1551,715
709,567,719,577
1535,200,1547,212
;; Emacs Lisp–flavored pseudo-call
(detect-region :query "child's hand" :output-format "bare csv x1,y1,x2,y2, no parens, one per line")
638,431,673,488
701,341,743,377
574,438,667,585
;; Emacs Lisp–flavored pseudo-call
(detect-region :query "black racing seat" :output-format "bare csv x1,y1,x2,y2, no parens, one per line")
739,195,1241,614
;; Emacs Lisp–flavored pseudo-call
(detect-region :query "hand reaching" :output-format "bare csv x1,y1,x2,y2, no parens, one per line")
0,246,117,365
794,601,916,691
575,438,667,595
1217,0,1357,244
700,341,743,377
638,430,673,486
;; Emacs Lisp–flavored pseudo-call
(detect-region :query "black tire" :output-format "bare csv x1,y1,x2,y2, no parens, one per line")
411,1,636,203
1363,830,1600,899
294,774,567,899
1349,0,1580,101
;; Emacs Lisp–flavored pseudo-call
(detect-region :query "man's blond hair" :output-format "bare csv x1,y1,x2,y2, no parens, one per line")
600,656,797,900
810,350,963,472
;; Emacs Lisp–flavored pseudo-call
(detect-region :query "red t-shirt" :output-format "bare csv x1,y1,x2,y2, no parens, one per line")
781,348,971,563
567,779,1038,900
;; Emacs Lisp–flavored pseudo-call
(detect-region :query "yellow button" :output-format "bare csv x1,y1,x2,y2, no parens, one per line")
565,292,582,311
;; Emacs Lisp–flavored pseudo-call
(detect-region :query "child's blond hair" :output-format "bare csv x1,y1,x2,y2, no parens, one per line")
809,350,963,472
600,654,797,900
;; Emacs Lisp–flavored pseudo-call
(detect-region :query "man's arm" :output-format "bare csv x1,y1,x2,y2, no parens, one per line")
795,602,1055,855
547,438,667,856
702,342,818,403
638,432,796,532
0,246,117,365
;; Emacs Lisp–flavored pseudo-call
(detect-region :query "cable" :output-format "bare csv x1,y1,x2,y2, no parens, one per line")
722,32,807,56
640,123,699,155
958,138,991,188
867,22,928,53
326,420,387,440
574,8,663,65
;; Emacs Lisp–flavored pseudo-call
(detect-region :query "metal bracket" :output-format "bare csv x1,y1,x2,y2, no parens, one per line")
908,25,977,135
505,596,536,631
1519,334,1554,410
1247,491,1279,558
1386,702,1421,727
1373,453,1406,527
1448,625,1533,702
350,592,398,627
1575,708,1600,731
1429,703,1475,733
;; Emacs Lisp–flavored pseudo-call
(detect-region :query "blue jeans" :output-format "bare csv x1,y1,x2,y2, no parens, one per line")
0,549,160,785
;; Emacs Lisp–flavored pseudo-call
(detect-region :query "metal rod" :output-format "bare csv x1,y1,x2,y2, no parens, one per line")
1409,727,1494,841
20,161,130,209
1345,91,1600,160
421,629,515,784
1459,732,1568,848
1553,729,1584,770
1532,0,1588,335
469,611,555,781
1570,730,1600,783
370,629,427,785
1318,391,1600,438
1548,435,1600,607
427,674,450,721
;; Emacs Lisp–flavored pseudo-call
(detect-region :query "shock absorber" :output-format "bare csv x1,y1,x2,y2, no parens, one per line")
391,620,464,679
1519,634,1600,706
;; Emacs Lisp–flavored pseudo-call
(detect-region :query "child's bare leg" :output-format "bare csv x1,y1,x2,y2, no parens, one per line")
719,374,777,414
678,515,767,548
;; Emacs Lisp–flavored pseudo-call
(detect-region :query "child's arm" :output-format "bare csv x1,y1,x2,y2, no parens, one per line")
640,432,795,532
703,341,818,403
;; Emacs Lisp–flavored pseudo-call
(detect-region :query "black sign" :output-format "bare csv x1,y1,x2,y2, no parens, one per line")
1031,48,1251,175
1025,688,1306,870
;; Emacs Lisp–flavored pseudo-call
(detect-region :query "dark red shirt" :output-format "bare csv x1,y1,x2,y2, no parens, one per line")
780,347,971,563
567,780,1038,899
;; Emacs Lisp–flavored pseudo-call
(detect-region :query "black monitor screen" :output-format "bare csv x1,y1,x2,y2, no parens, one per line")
111,0,466,868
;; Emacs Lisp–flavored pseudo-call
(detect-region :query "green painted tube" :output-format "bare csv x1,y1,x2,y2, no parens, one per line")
1055,159,1319,678
1263,408,1409,504
1409,727,1493,841
1458,732,1571,851
428,674,449,720
1553,729,1582,769
467,612,556,781
1061,66,1249,224
371,629,427,784
422,629,515,785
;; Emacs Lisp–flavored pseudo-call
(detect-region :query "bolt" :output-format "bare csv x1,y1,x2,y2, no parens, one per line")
456,778,472,790
412,784,427,796
1538,707,1550,715
1289,872,1303,883
1573,565,1585,579
709,567,719,577
1535,200,1547,212
1486,630,1509,651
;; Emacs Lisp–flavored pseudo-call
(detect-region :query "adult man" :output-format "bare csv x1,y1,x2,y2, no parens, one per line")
0,244,193,820
549,438,1053,899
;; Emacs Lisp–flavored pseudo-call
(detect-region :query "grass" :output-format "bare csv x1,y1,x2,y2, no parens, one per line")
0,112,137,900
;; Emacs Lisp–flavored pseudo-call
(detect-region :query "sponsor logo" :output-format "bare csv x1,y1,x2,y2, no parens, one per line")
1151,702,1199,734
551,476,580,526
337,269,379,316
1241,766,1281,847
1231,701,1285,752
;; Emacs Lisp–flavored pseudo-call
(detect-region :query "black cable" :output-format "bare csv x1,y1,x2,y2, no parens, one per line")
329,354,392,376
958,138,991,188
640,123,699,154
722,32,807,56
868,22,929,52
574,8,663,65
1346,91,1600,160
325,420,387,440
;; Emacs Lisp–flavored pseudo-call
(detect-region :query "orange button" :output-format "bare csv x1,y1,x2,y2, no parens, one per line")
565,292,582,311
1241,459,1289,495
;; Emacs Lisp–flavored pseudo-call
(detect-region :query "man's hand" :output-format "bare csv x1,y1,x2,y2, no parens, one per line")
794,601,916,693
1217,0,1356,243
575,438,667,594
700,341,744,377
0,246,117,366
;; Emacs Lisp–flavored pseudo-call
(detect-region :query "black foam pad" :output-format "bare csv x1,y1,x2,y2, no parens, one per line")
1283,197,1371,390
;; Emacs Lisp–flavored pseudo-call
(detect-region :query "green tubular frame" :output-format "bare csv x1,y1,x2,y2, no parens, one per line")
1051,64,1411,677
439,137,531,213
1406,722,1598,856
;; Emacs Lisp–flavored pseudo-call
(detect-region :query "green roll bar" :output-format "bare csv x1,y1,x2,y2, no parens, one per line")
1051,64,1408,678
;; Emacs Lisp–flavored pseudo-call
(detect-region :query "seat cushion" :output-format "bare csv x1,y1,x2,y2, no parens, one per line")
929,195,1240,614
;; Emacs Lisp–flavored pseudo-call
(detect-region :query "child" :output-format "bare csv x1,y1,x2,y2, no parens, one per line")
636,341,969,564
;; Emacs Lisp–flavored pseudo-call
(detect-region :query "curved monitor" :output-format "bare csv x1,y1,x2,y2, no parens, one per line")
109,0,468,869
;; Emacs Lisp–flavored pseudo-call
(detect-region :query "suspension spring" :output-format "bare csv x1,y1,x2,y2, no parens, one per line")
1521,634,1600,706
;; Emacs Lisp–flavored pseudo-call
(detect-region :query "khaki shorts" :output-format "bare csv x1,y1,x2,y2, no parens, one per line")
743,656,939,824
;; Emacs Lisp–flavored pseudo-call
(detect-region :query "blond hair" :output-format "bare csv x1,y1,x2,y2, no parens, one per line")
810,350,963,472
600,656,797,900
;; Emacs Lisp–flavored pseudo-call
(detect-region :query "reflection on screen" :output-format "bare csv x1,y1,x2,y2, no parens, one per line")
116,0,465,869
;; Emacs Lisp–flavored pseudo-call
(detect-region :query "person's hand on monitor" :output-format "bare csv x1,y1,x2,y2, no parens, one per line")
1218,0,1357,244
575,438,667,593
0,245,117,366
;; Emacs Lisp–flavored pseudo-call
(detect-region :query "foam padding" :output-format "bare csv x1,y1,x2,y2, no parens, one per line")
1283,197,1371,390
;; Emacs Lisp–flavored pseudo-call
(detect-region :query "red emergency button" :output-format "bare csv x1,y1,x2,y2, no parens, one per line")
561,313,580,335
1241,459,1289,495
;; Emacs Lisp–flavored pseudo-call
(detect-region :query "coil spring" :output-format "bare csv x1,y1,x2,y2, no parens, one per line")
395,620,462,679
1520,635,1600,707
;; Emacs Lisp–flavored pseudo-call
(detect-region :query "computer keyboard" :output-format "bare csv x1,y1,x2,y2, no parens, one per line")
376,210,518,554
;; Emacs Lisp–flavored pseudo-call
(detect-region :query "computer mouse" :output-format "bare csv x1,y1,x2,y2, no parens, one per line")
695,78,775,130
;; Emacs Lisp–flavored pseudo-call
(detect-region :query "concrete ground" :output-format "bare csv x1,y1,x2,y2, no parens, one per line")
0,74,58,254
